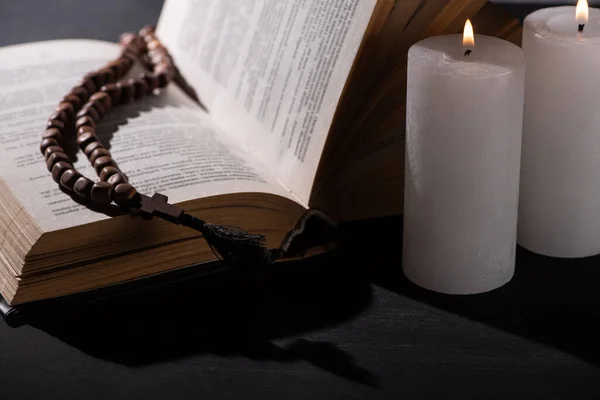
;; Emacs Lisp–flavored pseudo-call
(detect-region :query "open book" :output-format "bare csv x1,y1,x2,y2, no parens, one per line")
0,0,520,305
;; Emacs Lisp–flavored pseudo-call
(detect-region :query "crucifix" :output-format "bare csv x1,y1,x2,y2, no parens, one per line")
137,193,185,223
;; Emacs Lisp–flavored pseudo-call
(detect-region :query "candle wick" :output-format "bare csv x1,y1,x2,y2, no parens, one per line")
464,49,472,56
579,24,585,33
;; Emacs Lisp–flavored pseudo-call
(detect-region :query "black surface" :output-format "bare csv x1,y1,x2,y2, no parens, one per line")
2,2,600,399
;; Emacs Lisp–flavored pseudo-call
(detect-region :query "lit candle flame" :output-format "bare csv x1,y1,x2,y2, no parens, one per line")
576,0,589,24
463,19,475,48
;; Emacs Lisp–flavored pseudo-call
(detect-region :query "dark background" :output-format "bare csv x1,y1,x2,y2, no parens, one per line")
1,1,600,399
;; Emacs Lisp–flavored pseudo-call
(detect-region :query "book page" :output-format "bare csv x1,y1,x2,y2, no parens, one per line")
156,0,377,205
0,40,293,232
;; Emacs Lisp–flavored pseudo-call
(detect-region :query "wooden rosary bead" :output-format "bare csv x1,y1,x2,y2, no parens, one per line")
133,78,149,98
107,172,128,186
44,145,63,158
70,86,89,103
47,118,65,131
77,131,98,150
139,25,155,38
73,176,94,199
46,152,69,171
83,141,103,157
79,78,96,94
76,105,99,122
93,155,116,173
90,181,113,205
90,92,112,111
85,71,105,90
105,60,125,79
120,55,134,70
48,110,68,124
89,148,111,164
88,99,106,117
147,39,161,51
113,183,141,206
42,128,62,142
56,102,75,119
40,138,59,155
141,73,159,92
98,67,115,85
122,48,138,63
120,32,137,46
100,83,122,105
51,161,73,183
75,116,96,130
99,166,119,181
59,169,81,191
77,125,94,136
62,94,82,112
117,80,135,104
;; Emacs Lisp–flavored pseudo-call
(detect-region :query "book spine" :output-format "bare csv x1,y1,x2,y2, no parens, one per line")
0,297,23,328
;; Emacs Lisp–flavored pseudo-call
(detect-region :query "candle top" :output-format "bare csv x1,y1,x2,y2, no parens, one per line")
409,35,524,77
526,6,600,40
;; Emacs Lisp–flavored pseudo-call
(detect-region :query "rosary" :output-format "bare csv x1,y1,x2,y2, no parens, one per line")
39,26,272,266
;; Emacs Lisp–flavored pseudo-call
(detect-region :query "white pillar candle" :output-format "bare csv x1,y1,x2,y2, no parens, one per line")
518,2,600,258
402,25,525,294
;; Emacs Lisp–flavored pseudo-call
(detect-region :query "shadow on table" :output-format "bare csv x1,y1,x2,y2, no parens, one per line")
353,216,600,369
27,252,378,386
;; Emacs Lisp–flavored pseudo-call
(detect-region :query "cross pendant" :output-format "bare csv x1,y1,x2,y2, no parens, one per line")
138,193,184,223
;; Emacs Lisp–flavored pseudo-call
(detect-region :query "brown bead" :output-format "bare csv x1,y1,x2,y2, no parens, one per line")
76,105,99,121
77,131,98,150
99,166,119,181
46,152,69,171
89,148,111,164
40,138,59,155
51,161,73,183
107,172,128,186
147,39,161,51
93,155,116,173
123,43,140,56
139,25,155,38
73,177,94,199
79,78,96,94
83,141,103,157
117,80,135,104
90,92,112,111
113,183,141,206
85,71,105,90
42,128,61,141
77,125,94,136
47,119,65,131
120,55,134,70
120,32,137,47
70,86,89,103
59,169,81,191
56,102,75,119
89,99,105,117
90,181,113,205
48,110,68,124
62,94,82,111
44,145,63,158
133,78,149,98
75,116,96,130
100,83,122,105
99,67,115,85
89,148,110,164
142,73,159,92
106,60,126,79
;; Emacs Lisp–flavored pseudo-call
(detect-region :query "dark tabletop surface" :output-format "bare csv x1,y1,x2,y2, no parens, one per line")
2,1,600,399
